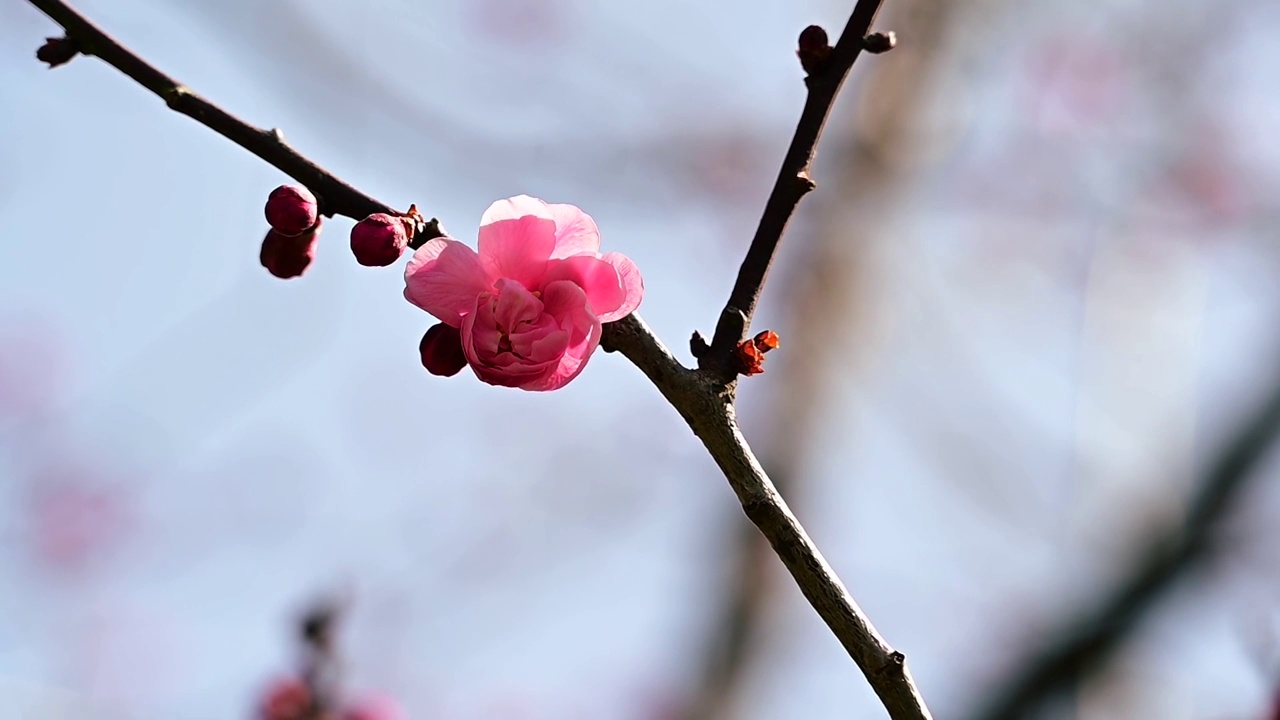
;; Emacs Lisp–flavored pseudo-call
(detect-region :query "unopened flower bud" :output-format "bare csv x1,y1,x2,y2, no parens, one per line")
797,25,832,75
350,213,411,267
419,322,468,377
259,222,321,279
36,37,80,68
265,185,319,237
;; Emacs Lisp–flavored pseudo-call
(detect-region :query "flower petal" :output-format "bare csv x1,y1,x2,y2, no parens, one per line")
540,255,626,320
597,252,644,321
491,278,544,330
520,280,602,391
403,239,492,326
479,195,553,226
546,203,601,259
477,216,557,288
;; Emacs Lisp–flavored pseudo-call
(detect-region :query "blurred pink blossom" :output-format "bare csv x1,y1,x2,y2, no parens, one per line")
344,693,406,720
403,195,642,391
26,463,131,574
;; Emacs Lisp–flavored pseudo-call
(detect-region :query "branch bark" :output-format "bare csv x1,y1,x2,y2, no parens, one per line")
25,1,930,717
703,0,887,378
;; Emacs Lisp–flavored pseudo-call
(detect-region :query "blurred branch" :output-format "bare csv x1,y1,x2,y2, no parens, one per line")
702,0,888,378
969,370,1280,720
26,1,931,717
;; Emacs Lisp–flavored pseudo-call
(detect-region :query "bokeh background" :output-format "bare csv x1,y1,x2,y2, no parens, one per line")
3,0,1280,718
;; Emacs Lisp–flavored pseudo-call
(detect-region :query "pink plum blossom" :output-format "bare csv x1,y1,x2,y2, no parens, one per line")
403,195,643,391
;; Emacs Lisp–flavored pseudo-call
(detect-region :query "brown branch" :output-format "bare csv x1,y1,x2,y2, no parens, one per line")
703,0,888,378
601,316,931,719
25,0,443,242
26,1,930,717
968,368,1280,720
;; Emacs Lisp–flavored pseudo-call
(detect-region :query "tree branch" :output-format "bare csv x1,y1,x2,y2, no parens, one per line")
703,0,887,378
25,0,443,241
968,368,1280,720
26,1,930,717
603,317,932,720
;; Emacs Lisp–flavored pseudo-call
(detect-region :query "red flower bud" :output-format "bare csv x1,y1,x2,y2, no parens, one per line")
259,222,321,279
798,25,829,53
350,213,410,267
797,25,832,76
36,37,80,68
419,322,468,377
258,677,312,720
735,329,780,376
265,185,319,237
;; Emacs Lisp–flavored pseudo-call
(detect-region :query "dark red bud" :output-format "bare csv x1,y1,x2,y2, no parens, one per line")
36,37,80,68
419,323,468,377
798,25,829,52
350,213,411,267
259,222,321,279
265,185,319,237
797,25,832,76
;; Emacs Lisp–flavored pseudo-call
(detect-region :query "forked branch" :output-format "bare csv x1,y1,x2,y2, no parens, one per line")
24,0,928,716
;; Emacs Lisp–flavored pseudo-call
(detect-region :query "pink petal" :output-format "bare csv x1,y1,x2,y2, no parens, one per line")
509,314,569,364
540,255,626,320
546,203,601,259
477,216,557,288
491,279,544,330
403,239,493,327
480,195,553,226
521,280,602,391
460,292,562,389
597,252,644,321
464,294,502,356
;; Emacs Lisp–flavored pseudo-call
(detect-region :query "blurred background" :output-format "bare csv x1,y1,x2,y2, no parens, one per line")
3,0,1280,718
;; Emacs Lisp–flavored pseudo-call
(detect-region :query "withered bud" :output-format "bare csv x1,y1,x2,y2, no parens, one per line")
863,31,897,54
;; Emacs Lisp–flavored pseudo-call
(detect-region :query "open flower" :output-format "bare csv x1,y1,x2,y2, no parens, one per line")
404,195,643,391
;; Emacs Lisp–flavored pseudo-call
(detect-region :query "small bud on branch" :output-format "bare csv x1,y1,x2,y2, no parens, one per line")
36,36,80,67
797,25,833,76
862,31,897,54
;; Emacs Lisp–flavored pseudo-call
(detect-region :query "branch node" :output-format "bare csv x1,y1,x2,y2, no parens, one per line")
269,127,287,144
797,171,817,193
162,84,192,110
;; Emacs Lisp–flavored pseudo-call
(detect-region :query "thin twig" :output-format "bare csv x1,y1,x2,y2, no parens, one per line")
25,0,443,241
703,0,887,378
968,370,1280,720
25,1,930,717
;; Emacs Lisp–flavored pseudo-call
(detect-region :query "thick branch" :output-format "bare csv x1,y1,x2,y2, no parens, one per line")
604,318,932,720
704,0,887,375
26,0,442,241
969,369,1280,720
28,1,929,717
